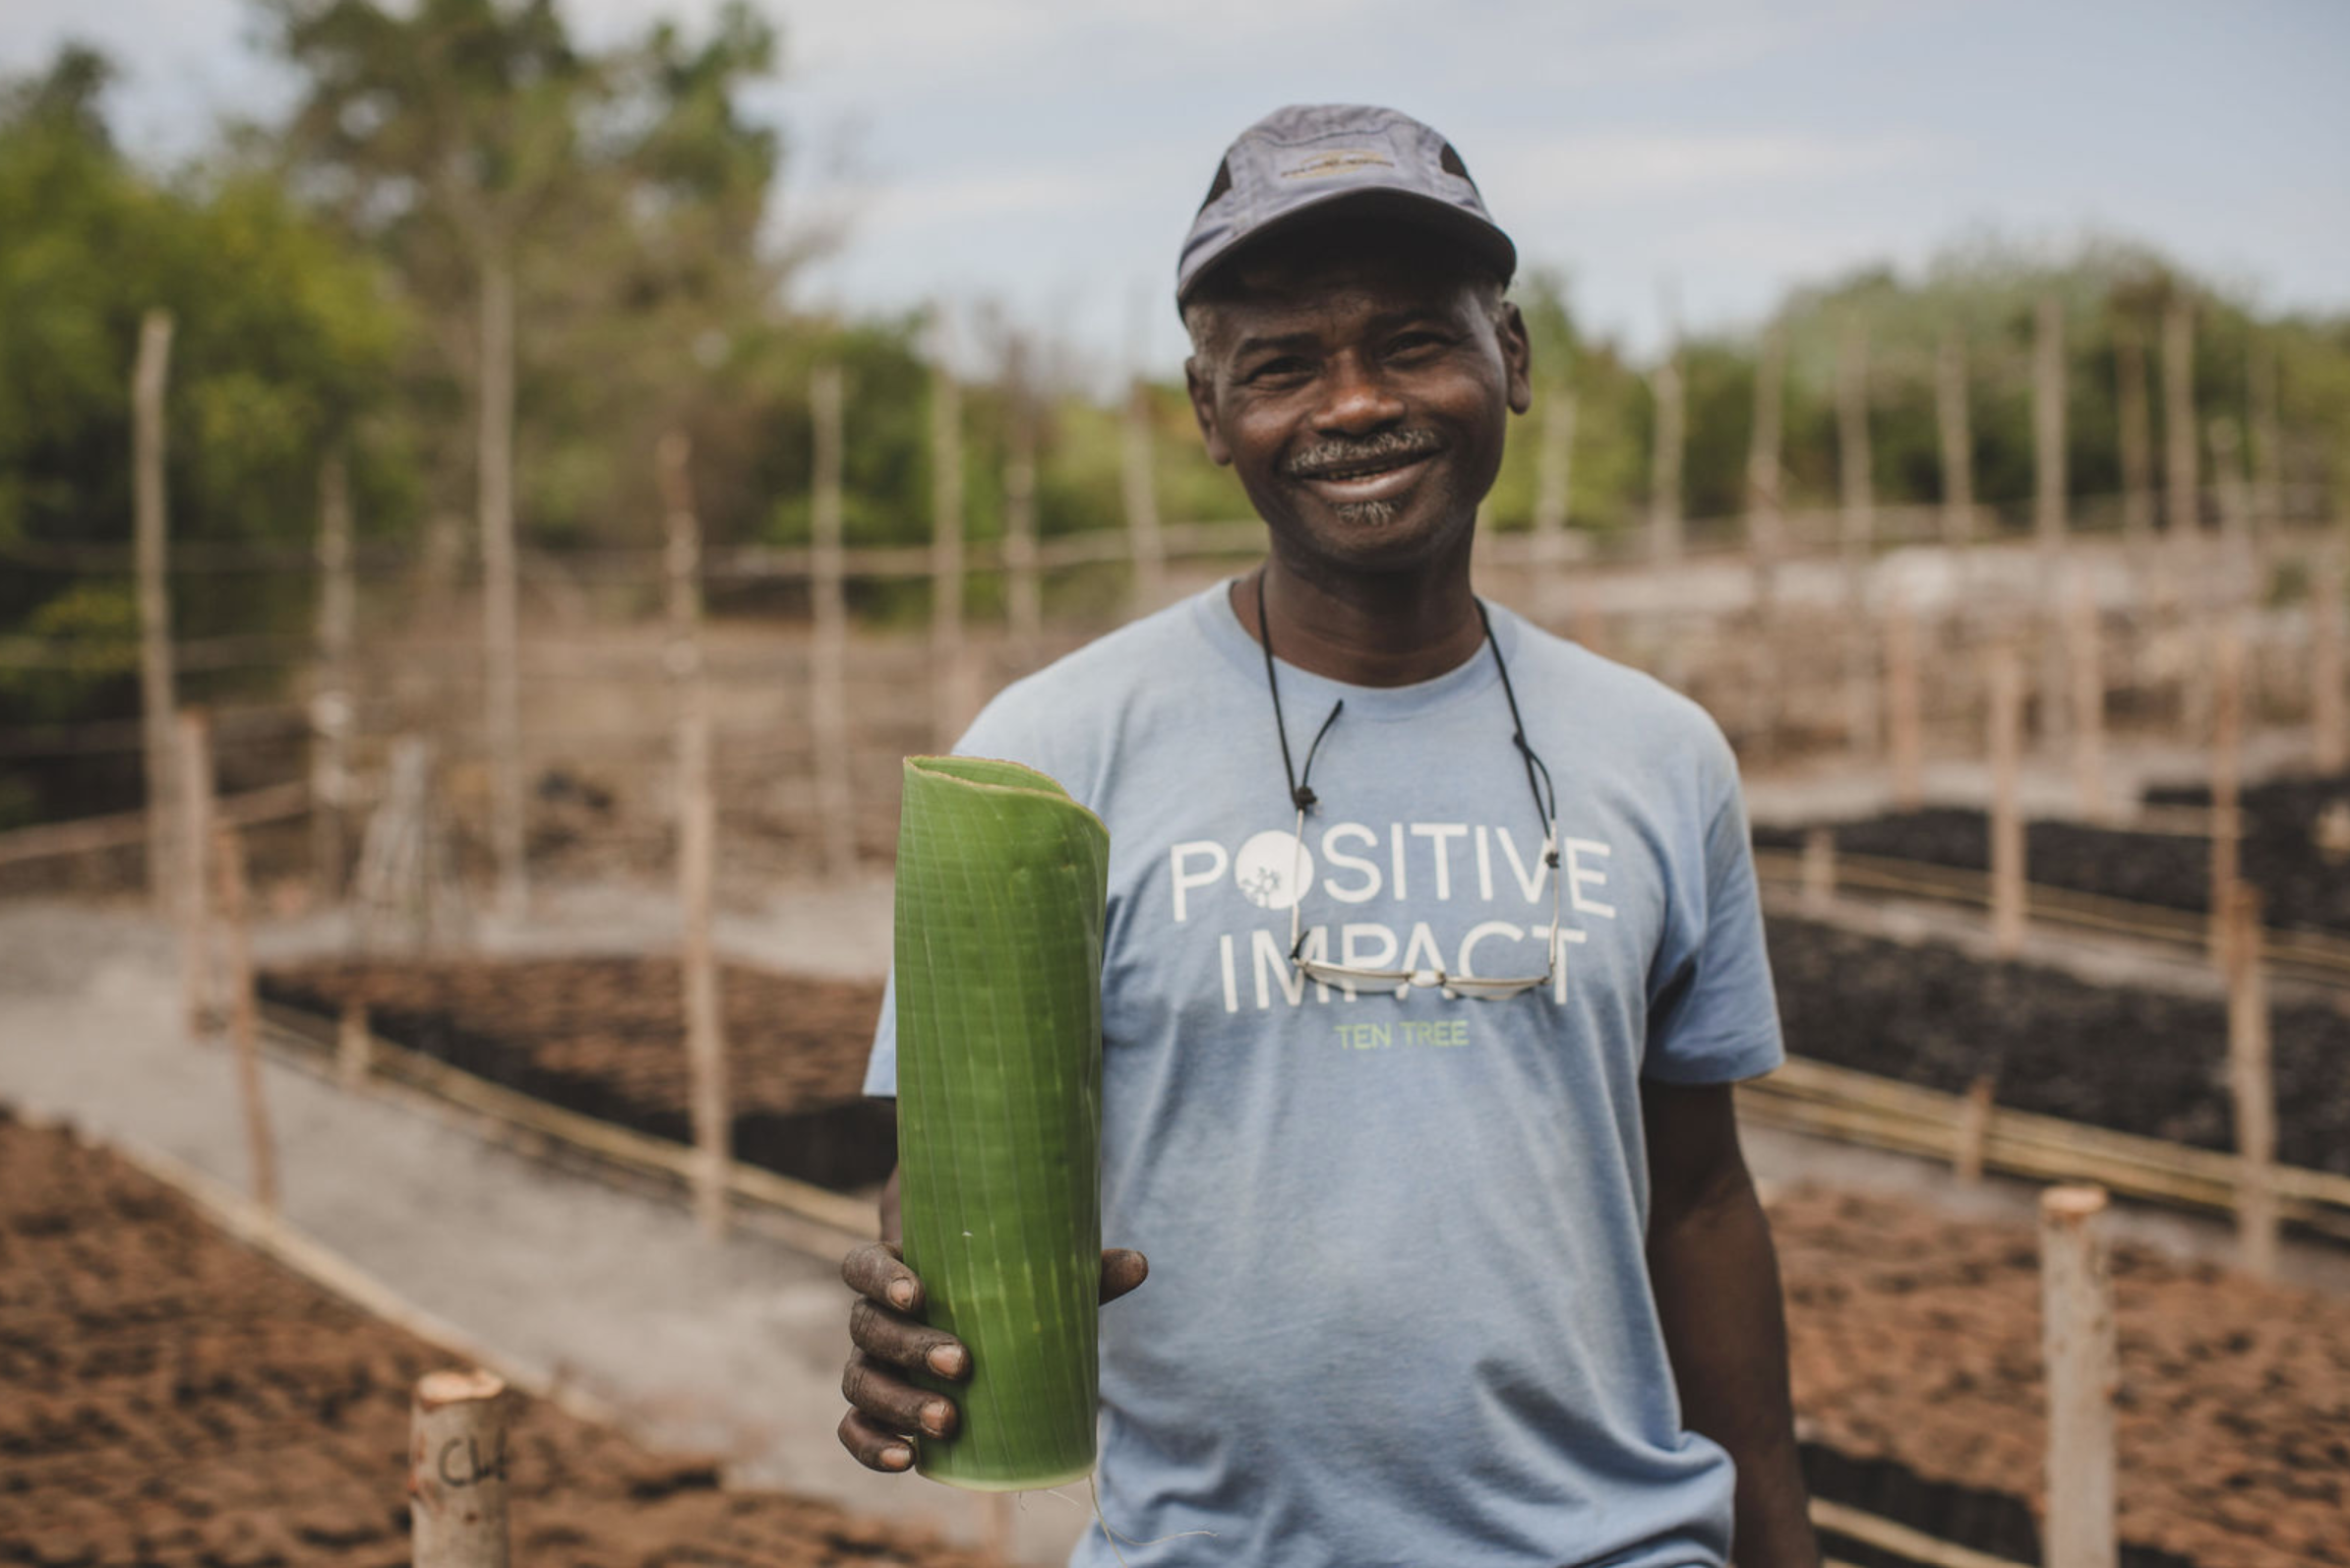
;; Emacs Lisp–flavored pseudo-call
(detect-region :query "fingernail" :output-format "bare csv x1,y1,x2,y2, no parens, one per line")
922,1401,952,1436
927,1344,967,1378
887,1280,916,1310
881,1444,913,1470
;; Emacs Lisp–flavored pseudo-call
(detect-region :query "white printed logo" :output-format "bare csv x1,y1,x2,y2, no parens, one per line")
1232,829,1314,910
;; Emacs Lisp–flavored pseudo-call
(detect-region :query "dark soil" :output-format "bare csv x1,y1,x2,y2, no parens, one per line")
0,1108,993,1568
1764,913,2350,1176
1752,769,2350,935
1775,1185,2350,1568
256,958,894,1191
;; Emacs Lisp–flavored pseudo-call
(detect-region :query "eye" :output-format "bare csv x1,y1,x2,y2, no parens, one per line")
1385,330,1449,359
1242,355,1312,386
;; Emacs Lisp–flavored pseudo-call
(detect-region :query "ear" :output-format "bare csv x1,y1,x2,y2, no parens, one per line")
1184,354,1234,466
1497,301,1534,416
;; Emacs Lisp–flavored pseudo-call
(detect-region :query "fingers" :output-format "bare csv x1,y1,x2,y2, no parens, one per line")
848,1297,970,1380
837,1408,915,1473
841,1350,959,1443
840,1239,922,1311
1101,1247,1149,1304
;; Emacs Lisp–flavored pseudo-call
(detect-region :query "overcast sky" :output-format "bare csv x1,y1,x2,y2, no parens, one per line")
12,0,2350,379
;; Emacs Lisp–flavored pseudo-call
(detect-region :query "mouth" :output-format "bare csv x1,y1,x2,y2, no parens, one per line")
1290,444,1442,509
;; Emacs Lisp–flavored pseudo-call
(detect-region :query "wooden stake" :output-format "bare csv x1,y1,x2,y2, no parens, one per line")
176,709,215,1039
313,450,356,905
1885,594,1924,810
1001,336,1042,654
1954,1075,1996,1185
2114,321,2154,549
2208,625,2243,959
1121,378,1166,620
2033,294,2069,556
478,255,526,921
337,997,372,1088
409,1368,511,1568
1748,327,1786,600
661,433,731,1240
2314,544,2347,771
1650,351,1684,565
2209,417,2251,567
809,365,857,882
2038,1184,2117,1568
2223,883,2278,1279
1988,647,2026,958
1800,827,1837,913
929,341,973,748
1935,327,1973,549
135,310,178,911
1533,384,1577,626
211,821,277,1216
1840,324,1878,755
2162,293,2198,539
2250,336,2284,527
2067,578,2108,821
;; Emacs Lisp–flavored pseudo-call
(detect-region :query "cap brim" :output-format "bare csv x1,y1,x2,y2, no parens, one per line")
1177,186,1517,306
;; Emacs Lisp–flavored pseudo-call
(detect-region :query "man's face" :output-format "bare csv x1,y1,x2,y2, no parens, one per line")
1183,224,1533,577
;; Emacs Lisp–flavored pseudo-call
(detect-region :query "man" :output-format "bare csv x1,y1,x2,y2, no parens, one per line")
840,104,1819,1568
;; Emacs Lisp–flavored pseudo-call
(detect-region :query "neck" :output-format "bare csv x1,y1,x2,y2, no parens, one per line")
1233,538,1485,687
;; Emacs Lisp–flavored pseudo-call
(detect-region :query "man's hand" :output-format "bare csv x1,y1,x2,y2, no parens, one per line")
836,1170,1148,1474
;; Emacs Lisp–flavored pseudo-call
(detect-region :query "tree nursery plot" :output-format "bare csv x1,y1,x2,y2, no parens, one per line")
1753,768,2350,935
1774,1185,2349,1568
1764,914,2350,1175
258,958,893,1190
0,1109,991,1568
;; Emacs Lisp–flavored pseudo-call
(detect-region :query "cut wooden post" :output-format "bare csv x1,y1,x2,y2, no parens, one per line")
2067,578,2108,821
2162,293,2199,540
1988,646,2026,958
211,821,277,1217
1533,384,1577,626
478,255,526,920
2209,416,2251,564
1954,1075,1996,1185
312,450,356,906
2208,624,2243,960
661,433,731,1241
1935,327,1973,549
1885,593,1924,810
2033,293,2069,557
2250,338,2284,527
929,341,973,749
1840,324,1878,755
2314,544,2347,771
176,709,215,1040
1121,378,1166,620
1649,350,1684,565
1800,827,1836,913
1000,336,1042,654
2038,1184,2118,1568
409,1368,511,1568
2114,320,2154,549
1748,327,1786,601
809,365,857,882
337,997,372,1088
2223,882,2278,1280
135,310,178,910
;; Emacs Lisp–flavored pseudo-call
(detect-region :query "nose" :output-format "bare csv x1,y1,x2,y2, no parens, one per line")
1312,351,1405,437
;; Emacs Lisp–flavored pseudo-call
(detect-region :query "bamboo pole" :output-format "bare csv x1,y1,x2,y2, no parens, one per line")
2209,417,2251,568
809,365,857,882
2250,337,2283,527
1801,827,1837,913
212,821,277,1217
2038,1184,2117,1568
929,343,972,748
2208,624,2243,959
2033,294,2068,556
1988,646,2026,958
1748,327,1785,600
661,433,731,1240
2114,321,2154,549
312,450,356,905
1533,384,1577,626
2223,883,2278,1279
1885,593,1924,810
1840,323,1878,754
2162,293,2198,539
409,1368,511,1568
135,310,178,910
337,997,372,1088
2315,544,2347,771
2067,577,2108,821
1121,378,1166,620
1935,327,1973,549
479,255,526,920
1001,336,1042,654
1954,1075,1995,1185
176,709,215,1039
1649,350,1684,565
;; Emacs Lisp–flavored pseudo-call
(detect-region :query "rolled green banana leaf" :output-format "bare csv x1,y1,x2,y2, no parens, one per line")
894,754,1110,1491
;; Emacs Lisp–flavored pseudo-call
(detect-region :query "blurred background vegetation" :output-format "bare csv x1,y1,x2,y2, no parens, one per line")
4,0,2350,831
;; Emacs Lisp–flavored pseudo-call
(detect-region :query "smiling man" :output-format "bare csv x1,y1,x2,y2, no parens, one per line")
840,104,1819,1568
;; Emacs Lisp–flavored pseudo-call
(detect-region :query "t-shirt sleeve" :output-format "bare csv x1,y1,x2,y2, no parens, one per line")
1641,768,1784,1085
862,972,899,1098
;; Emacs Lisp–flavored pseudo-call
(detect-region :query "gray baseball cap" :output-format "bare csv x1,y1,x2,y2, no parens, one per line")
1176,104,1516,308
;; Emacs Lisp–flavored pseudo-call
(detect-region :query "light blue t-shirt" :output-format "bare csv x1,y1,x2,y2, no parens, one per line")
866,583,1783,1568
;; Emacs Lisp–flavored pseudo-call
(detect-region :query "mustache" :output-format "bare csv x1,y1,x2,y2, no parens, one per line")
1284,429,1445,479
